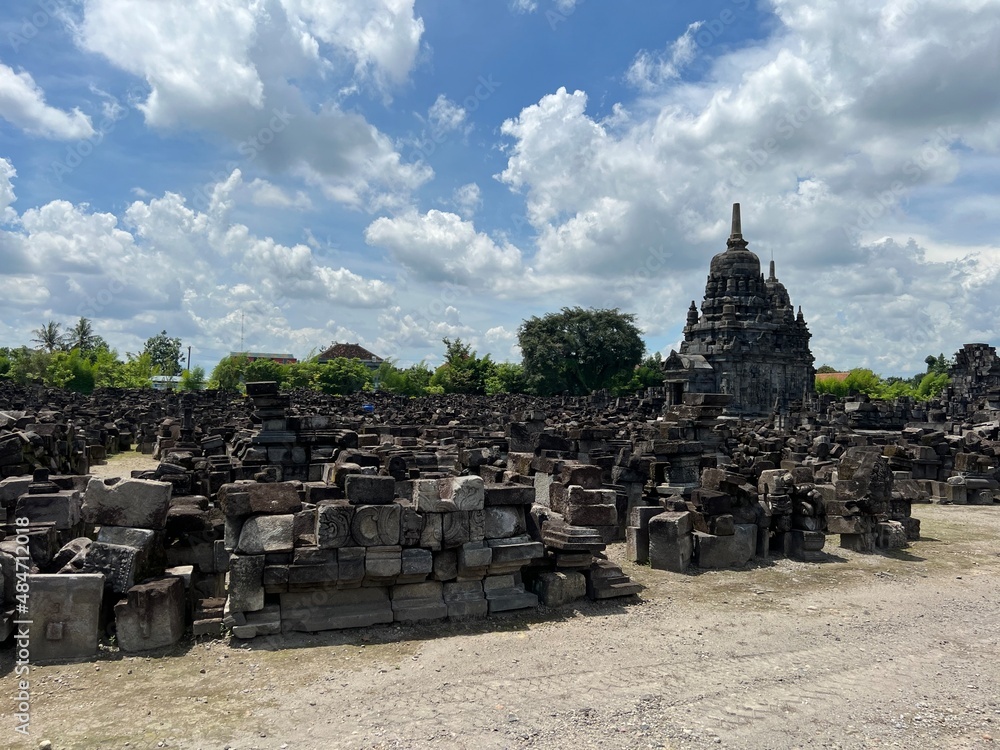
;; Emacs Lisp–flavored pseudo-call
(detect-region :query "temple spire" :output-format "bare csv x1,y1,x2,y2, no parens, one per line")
726,202,748,251
768,259,776,280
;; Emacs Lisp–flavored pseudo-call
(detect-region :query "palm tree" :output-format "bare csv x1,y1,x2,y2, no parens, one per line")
31,321,65,353
68,317,97,353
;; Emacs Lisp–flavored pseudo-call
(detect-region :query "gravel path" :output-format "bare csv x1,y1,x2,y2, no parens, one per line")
5,505,999,750
87,450,160,479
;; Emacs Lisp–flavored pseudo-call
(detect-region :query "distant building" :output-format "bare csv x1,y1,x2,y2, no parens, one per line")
230,352,298,364
317,342,384,370
661,203,815,414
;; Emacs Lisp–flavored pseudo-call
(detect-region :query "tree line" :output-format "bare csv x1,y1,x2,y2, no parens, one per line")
208,309,666,396
0,319,192,393
0,311,955,401
814,353,951,401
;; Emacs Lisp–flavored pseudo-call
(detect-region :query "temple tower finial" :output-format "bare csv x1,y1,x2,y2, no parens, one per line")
769,259,776,280
730,203,742,237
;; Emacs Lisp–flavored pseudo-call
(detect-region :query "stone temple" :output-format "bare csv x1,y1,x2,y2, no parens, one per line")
661,203,815,415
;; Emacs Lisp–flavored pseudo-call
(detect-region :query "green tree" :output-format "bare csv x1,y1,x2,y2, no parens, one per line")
244,358,287,385
610,353,666,395
180,366,207,391
405,362,435,394
67,317,101,356
429,338,495,394
208,354,248,391
916,371,949,399
314,358,371,395
283,360,321,390
816,364,838,374
93,347,126,388
814,367,948,402
46,349,96,393
142,330,183,376
8,347,51,384
484,362,527,395
842,368,882,396
518,307,645,396
31,321,66,353
120,352,156,388
374,359,432,396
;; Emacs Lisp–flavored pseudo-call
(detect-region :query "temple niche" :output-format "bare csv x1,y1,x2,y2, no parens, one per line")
662,203,815,415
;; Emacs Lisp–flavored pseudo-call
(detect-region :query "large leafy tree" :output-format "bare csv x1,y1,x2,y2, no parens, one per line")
518,307,645,395
485,362,526,395
244,357,287,385
314,357,371,395
142,330,183,376
209,354,248,391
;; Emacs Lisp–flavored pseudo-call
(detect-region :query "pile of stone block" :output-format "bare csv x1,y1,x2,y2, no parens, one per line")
220,473,549,638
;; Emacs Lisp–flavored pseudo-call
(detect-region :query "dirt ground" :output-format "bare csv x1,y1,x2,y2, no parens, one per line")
87,450,161,479
4,457,999,750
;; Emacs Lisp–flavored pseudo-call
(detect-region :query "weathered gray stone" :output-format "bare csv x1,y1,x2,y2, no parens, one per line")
626,526,649,564
218,482,302,516
351,504,401,546
81,541,147,594
443,580,488,618
83,478,172,529
693,531,740,569
648,512,694,572
344,475,396,505
280,587,393,631
439,475,485,511
316,503,353,548
483,573,538,613
484,505,526,539
114,576,185,652
732,523,757,565
391,581,447,622
364,545,401,583
228,554,265,612
237,514,295,554
14,491,81,530
533,571,586,607
27,573,104,664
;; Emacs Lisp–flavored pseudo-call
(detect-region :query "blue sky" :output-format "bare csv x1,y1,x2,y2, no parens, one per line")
0,0,998,375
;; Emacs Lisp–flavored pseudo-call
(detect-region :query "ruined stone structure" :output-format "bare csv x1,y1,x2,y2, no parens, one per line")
662,204,815,414
948,343,1000,417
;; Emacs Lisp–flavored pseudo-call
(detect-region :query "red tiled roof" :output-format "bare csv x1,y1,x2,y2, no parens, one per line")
317,342,383,362
816,371,850,382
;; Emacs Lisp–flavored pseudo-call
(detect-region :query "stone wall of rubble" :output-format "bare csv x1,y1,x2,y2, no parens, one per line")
0,377,997,662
